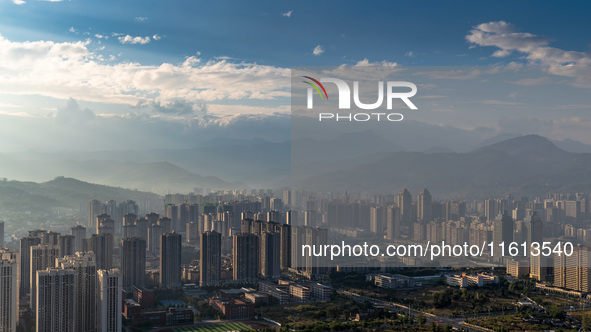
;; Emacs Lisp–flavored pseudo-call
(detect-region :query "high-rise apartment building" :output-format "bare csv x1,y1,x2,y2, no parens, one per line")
122,224,139,238
369,205,384,234
87,233,113,271
95,214,114,237
417,188,432,222
57,252,97,332
397,189,412,226
305,227,328,275
158,217,172,234
259,231,281,279
97,269,122,332
278,224,291,269
147,224,164,254
30,244,60,311
70,225,86,252
19,235,41,297
36,268,76,332
386,205,400,240
493,211,514,262
291,226,306,270
165,205,180,232
0,221,4,247
200,231,221,286
160,232,182,288
88,200,103,233
554,245,590,292
186,221,199,245
121,237,146,291
233,233,258,282
58,235,75,257
0,248,17,332
523,211,547,280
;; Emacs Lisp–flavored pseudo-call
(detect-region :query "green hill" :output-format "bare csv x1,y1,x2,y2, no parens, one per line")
0,176,162,213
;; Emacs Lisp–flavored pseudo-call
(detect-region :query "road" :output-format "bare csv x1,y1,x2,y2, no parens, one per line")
338,290,495,332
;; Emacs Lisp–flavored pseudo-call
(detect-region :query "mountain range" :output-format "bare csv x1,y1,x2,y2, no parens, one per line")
296,134,591,199
0,176,162,213
0,133,590,198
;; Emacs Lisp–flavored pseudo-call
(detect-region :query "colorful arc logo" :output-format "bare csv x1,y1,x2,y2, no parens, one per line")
302,76,328,100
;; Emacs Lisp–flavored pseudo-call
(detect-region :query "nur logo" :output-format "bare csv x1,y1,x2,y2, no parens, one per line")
303,76,418,111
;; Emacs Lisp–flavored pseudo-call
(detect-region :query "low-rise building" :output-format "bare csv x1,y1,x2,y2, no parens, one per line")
289,284,311,302
309,283,331,301
259,281,289,304
132,311,166,326
133,286,155,308
374,274,415,288
244,292,269,306
220,288,250,298
123,299,142,319
131,308,194,326
446,273,499,288
166,308,195,326
506,259,530,278
209,298,254,319
182,266,200,283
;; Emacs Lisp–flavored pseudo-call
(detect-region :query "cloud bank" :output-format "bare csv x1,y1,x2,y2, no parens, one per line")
0,34,291,107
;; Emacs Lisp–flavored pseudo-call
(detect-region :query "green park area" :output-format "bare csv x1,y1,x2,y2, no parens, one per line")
330,271,582,317
171,322,253,331
467,313,579,332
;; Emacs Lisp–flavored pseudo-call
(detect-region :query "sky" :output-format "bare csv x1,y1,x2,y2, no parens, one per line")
0,0,591,151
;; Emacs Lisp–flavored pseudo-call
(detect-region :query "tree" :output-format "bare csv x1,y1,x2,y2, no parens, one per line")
326,305,340,319
343,309,351,319
417,314,427,325
547,305,564,319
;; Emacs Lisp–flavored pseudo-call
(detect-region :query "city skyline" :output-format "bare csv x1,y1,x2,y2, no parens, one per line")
0,186,590,330
1,1,591,331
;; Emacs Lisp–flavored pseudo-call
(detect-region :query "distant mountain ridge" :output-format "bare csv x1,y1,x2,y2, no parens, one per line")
0,157,239,194
0,176,162,213
296,134,591,199
2,132,591,195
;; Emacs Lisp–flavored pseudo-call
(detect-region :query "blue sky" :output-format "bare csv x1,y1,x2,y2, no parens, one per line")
3,1,590,67
0,0,590,151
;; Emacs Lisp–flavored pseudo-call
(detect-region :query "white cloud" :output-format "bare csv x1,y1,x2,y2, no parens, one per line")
12,0,26,5
55,98,95,124
414,69,479,80
69,27,76,33
511,77,551,86
134,17,148,22
282,10,293,17
354,58,397,67
491,49,510,57
213,56,236,61
118,35,151,45
312,45,324,56
466,21,591,87
466,21,553,60
0,34,291,107
152,34,161,41
208,104,290,116
0,102,23,108
479,100,523,106
405,51,415,57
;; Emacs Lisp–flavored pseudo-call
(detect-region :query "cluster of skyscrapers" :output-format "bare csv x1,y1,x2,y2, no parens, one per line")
1,188,590,331
1,231,121,332
0,212,184,332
